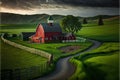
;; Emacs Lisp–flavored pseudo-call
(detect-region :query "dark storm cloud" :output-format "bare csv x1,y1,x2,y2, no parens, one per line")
1,0,119,9
1,0,45,9
55,0,119,7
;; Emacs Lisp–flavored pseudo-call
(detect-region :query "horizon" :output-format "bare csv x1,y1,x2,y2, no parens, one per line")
0,0,119,17
1,7,119,17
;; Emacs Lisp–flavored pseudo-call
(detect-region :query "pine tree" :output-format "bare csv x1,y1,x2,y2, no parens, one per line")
98,16,104,25
83,18,88,24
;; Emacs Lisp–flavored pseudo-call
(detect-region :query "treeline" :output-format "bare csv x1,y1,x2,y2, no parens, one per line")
1,13,117,24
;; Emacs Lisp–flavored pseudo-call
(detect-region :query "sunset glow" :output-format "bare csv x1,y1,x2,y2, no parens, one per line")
1,6,119,17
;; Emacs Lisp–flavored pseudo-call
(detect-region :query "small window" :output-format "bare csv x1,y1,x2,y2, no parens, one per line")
49,37,52,40
45,37,48,40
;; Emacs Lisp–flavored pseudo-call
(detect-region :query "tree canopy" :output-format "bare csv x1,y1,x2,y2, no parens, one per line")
60,15,82,33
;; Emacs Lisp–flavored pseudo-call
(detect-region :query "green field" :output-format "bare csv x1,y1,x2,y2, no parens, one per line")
0,15,119,80
69,16,119,80
69,42,119,80
1,16,119,42
0,38,50,79
8,37,92,61
77,17,119,42
1,39,47,70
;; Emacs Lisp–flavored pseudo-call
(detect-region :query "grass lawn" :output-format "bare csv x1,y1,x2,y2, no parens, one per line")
8,37,92,61
69,42,119,80
1,39,47,70
77,17,119,42
0,16,119,80
69,17,119,80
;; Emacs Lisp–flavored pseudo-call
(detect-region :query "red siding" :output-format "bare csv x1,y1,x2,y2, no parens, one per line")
31,24,45,43
31,24,76,43
45,32,61,42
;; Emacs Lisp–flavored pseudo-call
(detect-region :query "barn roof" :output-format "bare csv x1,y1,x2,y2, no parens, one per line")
40,23,62,32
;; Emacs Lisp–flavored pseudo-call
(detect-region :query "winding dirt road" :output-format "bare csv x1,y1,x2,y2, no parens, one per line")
35,39,101,80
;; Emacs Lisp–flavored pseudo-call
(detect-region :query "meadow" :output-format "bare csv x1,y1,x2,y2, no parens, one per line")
69,42,119,80
77,16,119,42
8,37,92,61
0,38,51,79
69,16,119,80
1,39,47,70
0,16,119,42
0,15,119,80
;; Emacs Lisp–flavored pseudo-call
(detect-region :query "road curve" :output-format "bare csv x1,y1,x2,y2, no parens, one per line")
35,39,101,80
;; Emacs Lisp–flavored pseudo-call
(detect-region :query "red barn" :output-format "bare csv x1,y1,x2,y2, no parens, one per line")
30,16,76,43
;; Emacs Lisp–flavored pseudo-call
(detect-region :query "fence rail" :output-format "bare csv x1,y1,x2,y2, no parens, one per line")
1,34,52,61
1,63,49,80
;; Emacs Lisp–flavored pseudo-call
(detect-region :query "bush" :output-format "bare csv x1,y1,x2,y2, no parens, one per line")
12,34,17,37
98,16,104,25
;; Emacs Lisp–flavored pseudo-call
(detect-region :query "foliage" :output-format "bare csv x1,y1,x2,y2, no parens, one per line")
69,58,86,80
83,18,88,24
77,16,119,42
69,42,119,80
98,15,104,25
7,37,92,61
60,15,82,33
0,38,56,79
1,39,47,70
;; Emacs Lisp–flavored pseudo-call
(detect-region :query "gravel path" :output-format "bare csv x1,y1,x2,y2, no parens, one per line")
35,39,101,80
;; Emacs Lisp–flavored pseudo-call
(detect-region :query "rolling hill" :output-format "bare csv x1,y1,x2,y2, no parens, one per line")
1,13,117,24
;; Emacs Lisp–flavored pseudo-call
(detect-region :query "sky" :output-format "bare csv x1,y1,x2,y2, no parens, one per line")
0,0,119,17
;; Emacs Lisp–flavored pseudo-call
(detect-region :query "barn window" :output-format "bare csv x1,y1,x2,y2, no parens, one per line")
45,37,48,40
50,37,52,40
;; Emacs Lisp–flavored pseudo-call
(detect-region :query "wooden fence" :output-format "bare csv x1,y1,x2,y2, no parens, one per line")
1,34,52,61
1,63,49,80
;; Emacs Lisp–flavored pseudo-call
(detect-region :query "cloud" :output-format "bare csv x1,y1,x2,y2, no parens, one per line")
1,0,119,10
1,0,41,9
55,0,119,7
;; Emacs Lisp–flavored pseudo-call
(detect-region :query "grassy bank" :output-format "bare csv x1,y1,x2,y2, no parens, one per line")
1,38,51,79
1,38,48,69
7,37,92,61
77,17,119,42
69,42,119,80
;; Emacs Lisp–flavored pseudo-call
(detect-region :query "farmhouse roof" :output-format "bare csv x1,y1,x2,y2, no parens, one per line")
40,23,62,32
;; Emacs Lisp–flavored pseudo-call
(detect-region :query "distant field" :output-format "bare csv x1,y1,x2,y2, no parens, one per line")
0,16,119,42
77,17,119,42
0,15,119,79
69,42,119,80
1,39,47,70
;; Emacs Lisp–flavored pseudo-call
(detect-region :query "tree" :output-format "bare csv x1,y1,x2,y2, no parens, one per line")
98,16,104,25
83,18,88,24
60,15,82,34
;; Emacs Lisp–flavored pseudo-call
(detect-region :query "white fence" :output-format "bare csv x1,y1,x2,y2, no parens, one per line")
62,37,86,43
1,34,52,61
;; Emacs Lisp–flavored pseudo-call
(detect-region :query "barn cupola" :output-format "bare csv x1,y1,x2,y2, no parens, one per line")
47,16,54,26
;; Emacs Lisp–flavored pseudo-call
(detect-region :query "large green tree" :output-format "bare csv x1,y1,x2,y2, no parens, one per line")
60,15,82,33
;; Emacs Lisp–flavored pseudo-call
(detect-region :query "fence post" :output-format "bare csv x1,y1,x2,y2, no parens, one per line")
1,69,13,80
13,69,21,80
47,54,53,66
